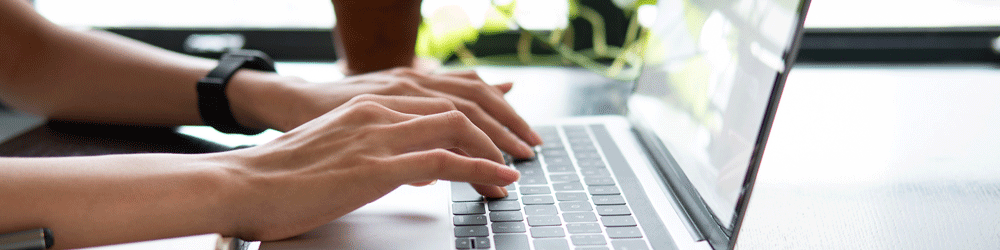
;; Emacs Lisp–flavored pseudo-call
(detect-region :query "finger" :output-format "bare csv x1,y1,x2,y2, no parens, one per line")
472,183,508,199
388,149,519,198
314,100,416,127
345,94,458,116
419,77,542,147
440,70,483,81
494,82,514,94
365,80,529,157
408,180,437,186
449,98,536,159
383,111,505,164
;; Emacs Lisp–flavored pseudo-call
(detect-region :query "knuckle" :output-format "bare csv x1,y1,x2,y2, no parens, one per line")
389,79,420,92
352,93,381,103
389,67,416,76
432,97,458,111
354,101,386,113
425,149,454,174
451,99,477,111
470,81,491,93
439,110,470,126
344,101,388,121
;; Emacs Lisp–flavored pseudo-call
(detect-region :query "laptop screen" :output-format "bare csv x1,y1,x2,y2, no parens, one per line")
627,0,807,229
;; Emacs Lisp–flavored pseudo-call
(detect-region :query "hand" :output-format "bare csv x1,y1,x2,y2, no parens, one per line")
219,94,520,241
336,57,441,76
242,68,543,159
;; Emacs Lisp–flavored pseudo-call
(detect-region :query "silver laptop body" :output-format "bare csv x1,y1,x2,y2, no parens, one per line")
259,0,811,249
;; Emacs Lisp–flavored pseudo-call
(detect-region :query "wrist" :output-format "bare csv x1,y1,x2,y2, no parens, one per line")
193,152,257,239
226,70,306,132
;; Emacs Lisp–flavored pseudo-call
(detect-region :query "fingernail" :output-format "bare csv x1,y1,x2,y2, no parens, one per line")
428,180,438,186
530,131,544,146
519,141,536,157
501,187,509,197
500,167,521,183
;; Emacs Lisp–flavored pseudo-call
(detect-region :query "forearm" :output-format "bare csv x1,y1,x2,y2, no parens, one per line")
0,154,244,249
332,0,422,75
0,7,297,129
3,23,209,124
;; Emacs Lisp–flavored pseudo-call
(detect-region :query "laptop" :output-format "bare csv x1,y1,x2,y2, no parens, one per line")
256,0,813,249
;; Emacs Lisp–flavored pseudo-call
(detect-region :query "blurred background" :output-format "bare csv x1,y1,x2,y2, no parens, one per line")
29,0,1000,81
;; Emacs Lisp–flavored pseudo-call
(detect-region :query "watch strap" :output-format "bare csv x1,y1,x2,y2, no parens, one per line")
197,50,275,135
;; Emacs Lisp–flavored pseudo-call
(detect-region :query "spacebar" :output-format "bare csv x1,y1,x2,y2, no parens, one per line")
494,234,529,250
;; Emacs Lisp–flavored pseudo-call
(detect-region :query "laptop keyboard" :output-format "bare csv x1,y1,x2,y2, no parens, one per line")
451,125,649,250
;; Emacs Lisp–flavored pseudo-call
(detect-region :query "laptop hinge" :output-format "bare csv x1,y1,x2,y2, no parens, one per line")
630,128,707,242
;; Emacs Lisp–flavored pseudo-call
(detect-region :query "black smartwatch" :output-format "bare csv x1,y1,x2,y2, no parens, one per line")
197,49,275,135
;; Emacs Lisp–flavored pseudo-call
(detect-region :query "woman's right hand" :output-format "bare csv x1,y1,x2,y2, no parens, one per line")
215,94,520,241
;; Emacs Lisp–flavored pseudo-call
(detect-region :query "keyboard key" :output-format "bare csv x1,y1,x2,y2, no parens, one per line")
494,234,530,250
550,174,580,183
577,247,611,250
545,156,572,166
589,186,621,195
611,239,648,250
473,237,491,249
572,144,597,152
570,235,607,246
524,205,558,215
556,192,589,201
522,195,555,205
505,184,517,190
456,238,473,249
547,164,576,173
452,183,483,202
562,212,598,222
578,159,606,168
575,151,602,160
540,143,565,150
489,211,524,222
527,215,562,226
601,216,637,227
519,176,548,185
492,222,527,233
596,205,631,216
566,223,603,234
454,215,488,225
581,168,611,177
541,149,569,157
515,160,542,169
565,131,589,138
521,186,552,195
492,192,518,201
568,137,593,145
453,202,486,215
534,238,571,250
553,182,585,191
563,125,586,131
488,200,521,211
572,147,598,154
540,136,562,144
455,226,489,237
585,177,616,186
592,195,626,205
559,201,593,211
607,227,643,239
539,132,561,140
530,227,566,238
516,163,544,176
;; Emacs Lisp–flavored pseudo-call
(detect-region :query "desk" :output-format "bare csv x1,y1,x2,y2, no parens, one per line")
2,63,998,249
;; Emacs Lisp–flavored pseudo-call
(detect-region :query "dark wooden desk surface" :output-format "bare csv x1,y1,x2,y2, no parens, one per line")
0,121,230,157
